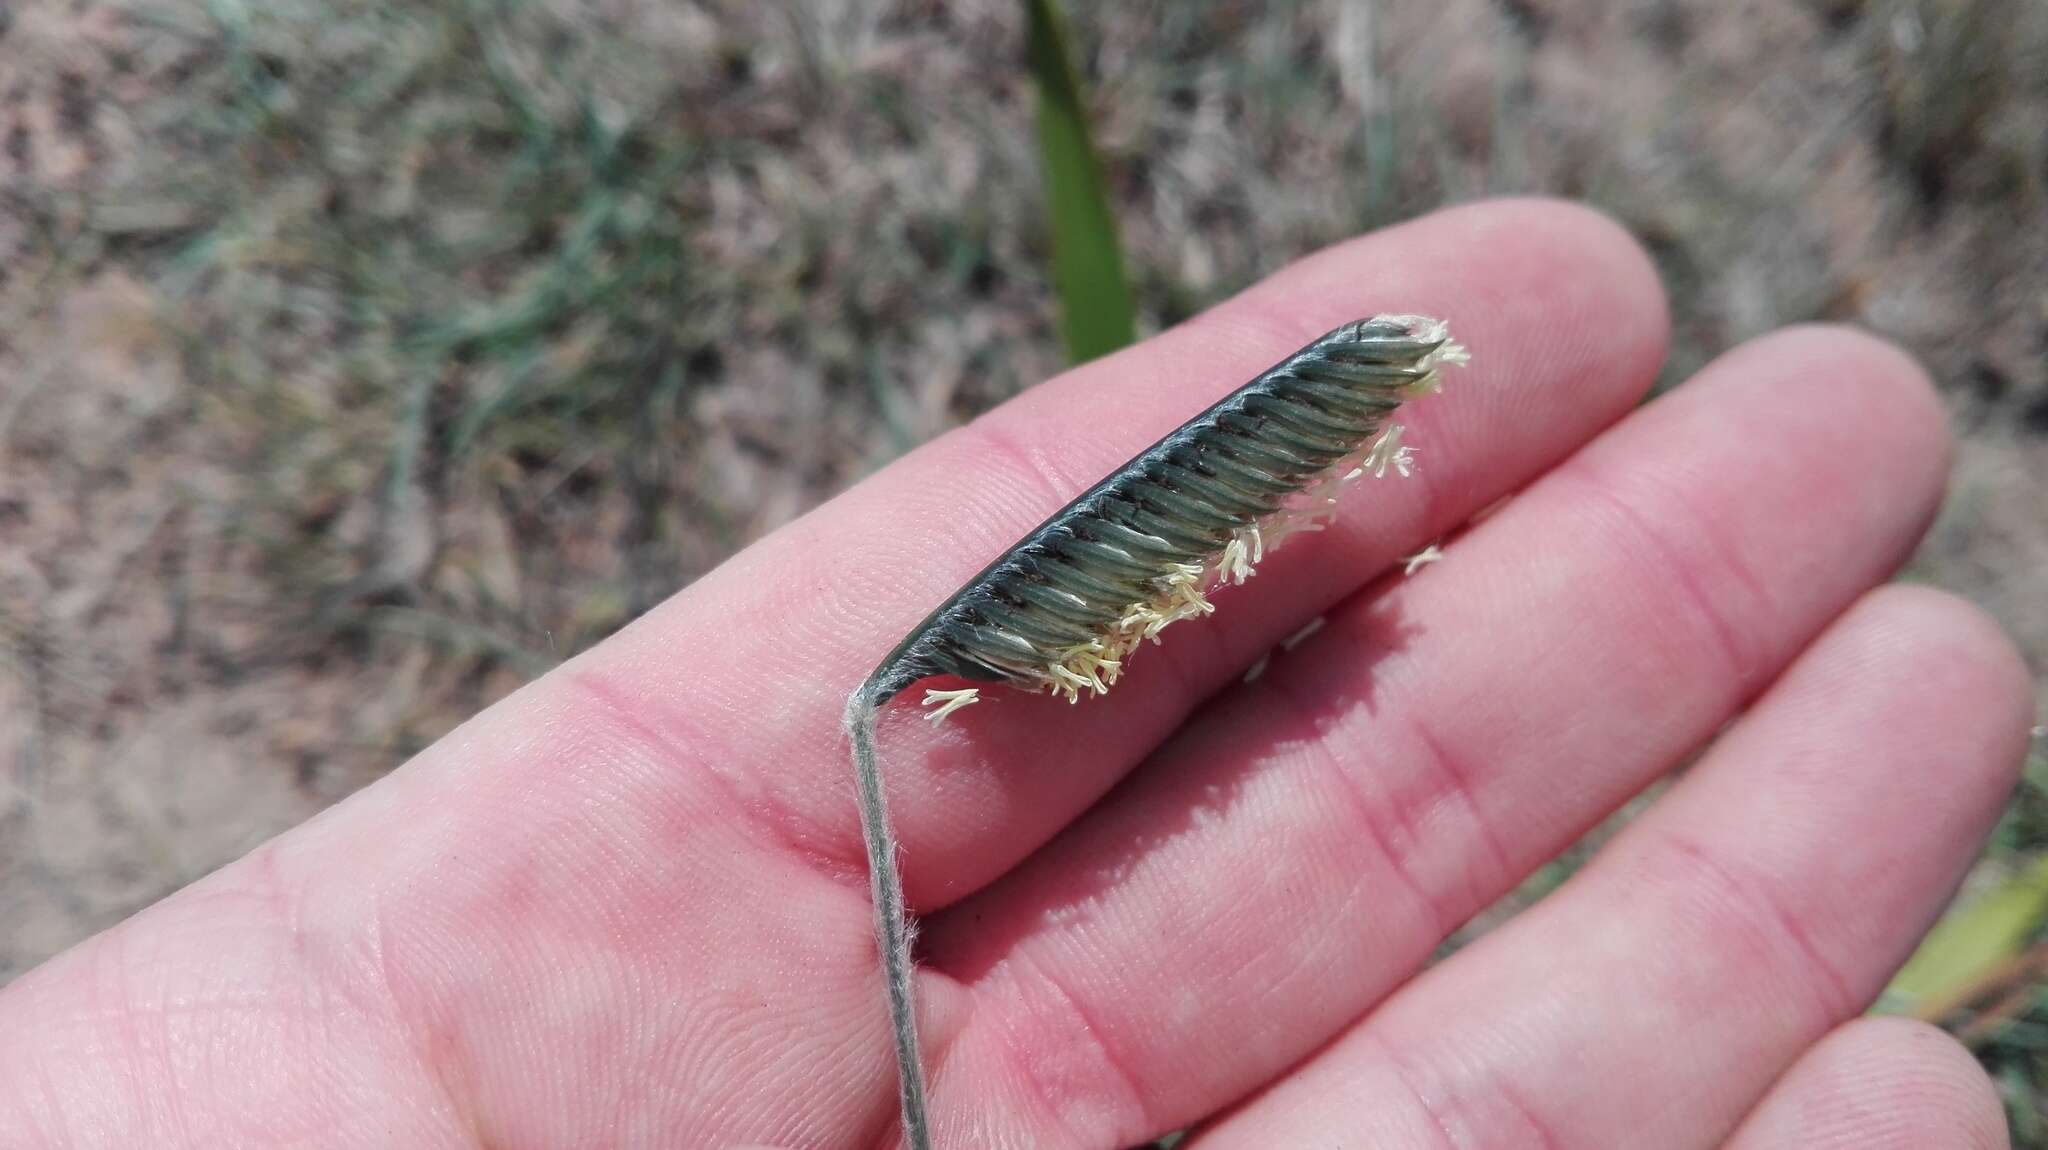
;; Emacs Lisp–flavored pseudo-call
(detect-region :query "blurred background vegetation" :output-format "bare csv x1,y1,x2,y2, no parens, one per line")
1,0,2045,1137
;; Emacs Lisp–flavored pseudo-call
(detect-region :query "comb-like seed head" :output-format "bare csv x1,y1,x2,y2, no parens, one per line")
1152,461,1276,518
1191,447,1302,496
850,312,1467,1150
873,315,1467,708
1081,519,1183,560
1000,577,1109,626
1051,535,1161,582
977,598,1100,649
1039,552,1150,608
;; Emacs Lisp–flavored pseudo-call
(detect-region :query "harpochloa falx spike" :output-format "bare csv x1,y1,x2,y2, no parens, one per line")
845,314,1468,1149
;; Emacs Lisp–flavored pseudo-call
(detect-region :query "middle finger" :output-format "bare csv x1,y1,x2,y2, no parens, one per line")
922,326,1951,1146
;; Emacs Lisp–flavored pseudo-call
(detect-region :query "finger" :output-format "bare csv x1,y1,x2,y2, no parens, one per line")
918,326,1958,1145
1724,1016,2009,1150
560,197,1667,904
1194,587,2033,1150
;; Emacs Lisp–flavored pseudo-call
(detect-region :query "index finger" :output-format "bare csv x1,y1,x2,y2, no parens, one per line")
563,197,1669,903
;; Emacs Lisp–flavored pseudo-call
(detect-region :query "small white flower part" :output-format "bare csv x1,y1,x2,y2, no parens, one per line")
1362,424,1416,479
1217,536,1256,585
1044,639,1123,702
1157,563,1217,619
1259,511,1327,552
1281,615,1326,651
1403,543,1445,575
1242,652,1271,684
920,687,983,723
1047,666,1092,702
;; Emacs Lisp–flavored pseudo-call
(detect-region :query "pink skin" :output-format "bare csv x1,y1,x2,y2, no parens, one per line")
0,199,2030,1150
1723,1017,2011,1150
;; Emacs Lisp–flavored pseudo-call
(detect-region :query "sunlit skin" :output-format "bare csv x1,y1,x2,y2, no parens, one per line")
0,200,2029,1149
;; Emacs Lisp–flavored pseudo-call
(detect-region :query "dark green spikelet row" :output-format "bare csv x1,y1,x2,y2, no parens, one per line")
866,313,1465,703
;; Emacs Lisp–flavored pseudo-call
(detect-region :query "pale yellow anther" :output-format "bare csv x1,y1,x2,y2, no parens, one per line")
1403,543,1445,575
920,687,983,723
1362,423,1415,479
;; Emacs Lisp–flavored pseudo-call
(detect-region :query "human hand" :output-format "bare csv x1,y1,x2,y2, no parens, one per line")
0,200,2029,1149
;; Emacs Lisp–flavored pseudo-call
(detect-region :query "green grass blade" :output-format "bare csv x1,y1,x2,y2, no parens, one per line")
1023,0,1135,365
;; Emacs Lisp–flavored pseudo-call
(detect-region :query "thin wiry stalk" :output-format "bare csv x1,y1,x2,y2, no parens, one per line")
845,686,933,1150
849,315,1466,1146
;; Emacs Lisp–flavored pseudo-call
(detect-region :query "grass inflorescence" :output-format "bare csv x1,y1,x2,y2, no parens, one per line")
848,314,1464,1149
